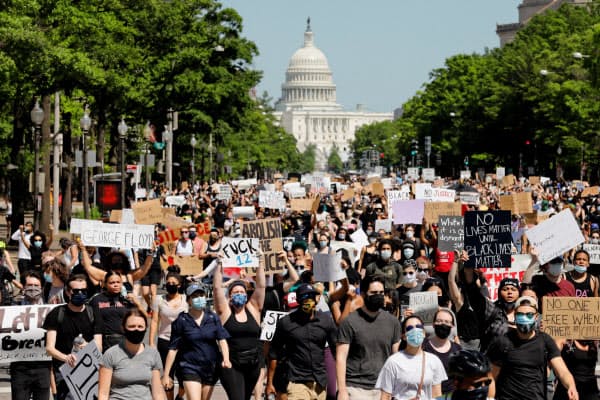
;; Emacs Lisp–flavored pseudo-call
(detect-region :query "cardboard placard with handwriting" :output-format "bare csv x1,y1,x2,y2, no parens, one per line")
502,174,516,187
529,176,540,185
132,199,163,225
341,189,354,202
582,186,600,197
240,218,284,274
424,202,462,224
543,297,600,340
291,198,314,212
174,256,204,276
515,192,533,214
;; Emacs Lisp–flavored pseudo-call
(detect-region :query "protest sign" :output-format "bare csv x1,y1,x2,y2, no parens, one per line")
381,178,393,189
480,254,531,301
173,256,203,276
496,167,505,180
260,310,289,341
542,297,600,340
121,209,135,224
371,182,384,196
240,218,284,274
232,206,256,220
350,229,369,251
290,198,314,212
525,210,585,265
432,188,455,202
502,174,516,187
283,237,295,252
409,291,438,324
330,241,358,265
59,341,102,400
422,168,435,181
583,244,600,264
132,199,163,224
514,192,533,214
392,200,425,225
582,186,600,197
375,219,393,233
288,187,306,199
231,178,257,190
312,253,346,282
341,188,354,202
70,218,103,234
164,195,186,207
221,237,260,269
460,170,471,179
415,183,433,200
80,222,155,249
529,176,540,185
459,192,480,205
464,211,512,268
0,304,59,364
438,216,464,252
407,168,419,180
217,185,232,201
386,188,410,218
424,202,462,224
259,191,285,210
109,210,122,223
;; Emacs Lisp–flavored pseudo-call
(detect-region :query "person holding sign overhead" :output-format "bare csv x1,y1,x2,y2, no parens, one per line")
213,250,266,400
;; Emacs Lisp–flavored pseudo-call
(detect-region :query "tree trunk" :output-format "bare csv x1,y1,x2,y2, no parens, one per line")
40,94,52,235
9,90,27,233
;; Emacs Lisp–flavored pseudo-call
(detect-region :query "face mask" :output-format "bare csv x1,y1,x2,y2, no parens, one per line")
120,285,128,297
70,291,88,306
366,229,373,235
365,294,385,311
44,273,53,283
380,250,392,260
434,324,452,339
438,294,449,307
406,231,414,239
403,249,414,259
406,328,425,347
191,296,207,310
591,239,600,245
33,240,43,248
319,241,328,249
404,272,416,283
24,285,42,300
369,237,377,244
165,283,179,294
182,233,189,239
515,313,536,334
300,298,316,314
189,232,197,240
416,271,429,281
338,234,346,240
231,293,247,308
547,263,563,276
452,386,489,400
574,265,587,274
124,329,146,344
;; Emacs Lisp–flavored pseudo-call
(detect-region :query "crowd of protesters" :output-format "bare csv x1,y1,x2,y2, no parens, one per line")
2,172,600,400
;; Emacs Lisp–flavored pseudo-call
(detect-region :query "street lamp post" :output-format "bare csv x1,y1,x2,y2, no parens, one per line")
30,100,44,230
190,135,197,187
118,119,129,209
79,107,92,219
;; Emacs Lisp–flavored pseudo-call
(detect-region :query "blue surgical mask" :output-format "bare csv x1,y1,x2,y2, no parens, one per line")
574,265,587,274
380,250,392,260
515,313,536,334
338,233,346,240
121,285,127,297
191,296,207,310
406,328,425,347
319,241,328,249
231,293,247,308
34,240,43,248
403,248,414,259
44,273,52,283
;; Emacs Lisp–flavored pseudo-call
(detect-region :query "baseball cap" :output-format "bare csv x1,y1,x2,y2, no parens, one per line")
498,278,519,291
295,283,319,300
186,283,208,296
515,296,538,311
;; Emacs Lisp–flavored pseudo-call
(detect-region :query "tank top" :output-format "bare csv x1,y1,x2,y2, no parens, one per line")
204,242,221,268
176,240,194,256
566,273,594,298
156,294,188,340
223,308,261,355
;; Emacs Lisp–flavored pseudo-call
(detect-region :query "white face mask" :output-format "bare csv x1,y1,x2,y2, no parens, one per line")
403,248,414,259
406,231,414,239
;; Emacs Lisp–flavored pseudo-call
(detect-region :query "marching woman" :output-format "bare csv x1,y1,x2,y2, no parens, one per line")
162,282,230,400
213,252,266,400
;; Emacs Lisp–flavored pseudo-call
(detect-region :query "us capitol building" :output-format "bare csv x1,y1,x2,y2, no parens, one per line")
273,20,393,170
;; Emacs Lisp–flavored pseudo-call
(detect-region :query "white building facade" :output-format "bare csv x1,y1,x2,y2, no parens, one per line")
273,21,393,170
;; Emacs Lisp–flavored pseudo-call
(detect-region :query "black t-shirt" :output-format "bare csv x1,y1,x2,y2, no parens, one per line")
89,292,135,335
487,330,560,400
42,305,104,369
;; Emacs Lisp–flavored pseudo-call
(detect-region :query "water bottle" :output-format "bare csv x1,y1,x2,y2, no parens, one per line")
72,334,85,353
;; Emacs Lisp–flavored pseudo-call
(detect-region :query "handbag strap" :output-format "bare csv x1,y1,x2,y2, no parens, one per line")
416,352,426,399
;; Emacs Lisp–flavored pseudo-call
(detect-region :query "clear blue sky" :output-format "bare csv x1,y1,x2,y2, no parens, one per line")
220,0,521,113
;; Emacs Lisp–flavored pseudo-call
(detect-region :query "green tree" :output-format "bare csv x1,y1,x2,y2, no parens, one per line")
327,146,343,173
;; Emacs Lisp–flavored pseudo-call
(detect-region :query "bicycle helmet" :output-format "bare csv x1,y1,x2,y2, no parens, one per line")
448,349,490,379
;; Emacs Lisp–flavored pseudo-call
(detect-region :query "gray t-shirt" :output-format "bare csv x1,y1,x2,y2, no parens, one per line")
337,308,401,388
100,343,163,400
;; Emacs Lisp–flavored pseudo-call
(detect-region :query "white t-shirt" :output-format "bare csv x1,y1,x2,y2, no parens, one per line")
11,230,32,260
376,350,447,400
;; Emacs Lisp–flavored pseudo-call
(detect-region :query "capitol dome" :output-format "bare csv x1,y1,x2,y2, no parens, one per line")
275,20,342,112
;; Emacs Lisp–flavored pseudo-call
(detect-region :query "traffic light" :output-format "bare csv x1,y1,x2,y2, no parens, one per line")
435,152,442,166
411,139,418,156
424,136,431,156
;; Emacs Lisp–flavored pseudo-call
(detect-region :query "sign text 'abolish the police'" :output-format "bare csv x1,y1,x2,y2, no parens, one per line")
240,218,284,273
79,222,155,249
464,211,511,268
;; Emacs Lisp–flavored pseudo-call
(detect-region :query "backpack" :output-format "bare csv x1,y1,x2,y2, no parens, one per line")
56,304,95,325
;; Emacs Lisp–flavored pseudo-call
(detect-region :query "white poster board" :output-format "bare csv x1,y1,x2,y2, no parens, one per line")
415,183,433,200
233,206,256,220
407,168,419,180
375,219,393,233
422,168,435,181
121,209,135,225
80,223,155,249
460,170,471,179
496,167,505,180
70,218,103,234
217,185,232,201
583,244,600,264
387,188,410,218
526,210,585,265
312,253,345,282
259,191,285,210
330,241,357,265
432,189,456,202
260,310,289,341
165,195,186,207
350,229,369,251
409,291,438,324
59,341,102,400
221,237,260,268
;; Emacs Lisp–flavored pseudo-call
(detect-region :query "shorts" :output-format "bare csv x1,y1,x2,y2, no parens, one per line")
181,372,219,386
141,268,162,286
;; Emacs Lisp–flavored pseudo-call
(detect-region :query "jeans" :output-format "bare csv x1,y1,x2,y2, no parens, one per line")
10,362,51,400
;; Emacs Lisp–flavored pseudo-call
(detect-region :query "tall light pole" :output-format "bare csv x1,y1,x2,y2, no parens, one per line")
165,108,177,191
118,118,129,209
30,100,44,230
80,106,92,219
52,93,61,231
190,135,197,187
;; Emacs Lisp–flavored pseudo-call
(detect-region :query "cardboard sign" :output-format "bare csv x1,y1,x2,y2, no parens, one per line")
424,202,462,224
529,176,540,185
330,241,357,265
582,186,600,197
131,199,164,225
350,229,369,251
260,310,289,341
240,218,284,274
80,223,155,249
109,210,122,223
232,206,256,220
290,198,316,212
542,297,600,340
500,192,533,215
464,211,512,268
371,182,384,196
526,210,585,265
502,174,516,187
0,304,59,364
392,200,425,225
438,216,464,252
221,237,260,268
259,191,285,210
173,256,204,276
480,254,531,301
375,219,393,233
583,244,600,264
312,253,346,282
409,291,438,324
59,341,102,400
341,189,354,202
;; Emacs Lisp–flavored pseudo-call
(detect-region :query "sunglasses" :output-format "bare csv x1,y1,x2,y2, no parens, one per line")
516,312,536,319
405,324,424,332
70,288,86,294
181,231,189,233
471,379,492,389
417,268,429,272
402,272,415,276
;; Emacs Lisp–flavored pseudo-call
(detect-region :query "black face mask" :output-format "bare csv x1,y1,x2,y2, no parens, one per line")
434,324,452,339
188,232,197,240
438,294,449,307
165,284,179,295
452,386,489,400
124,329,146,344
365,294,385,312
498,298,516,311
